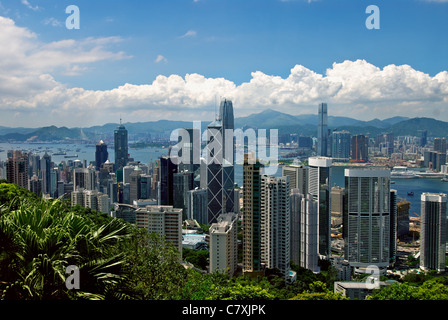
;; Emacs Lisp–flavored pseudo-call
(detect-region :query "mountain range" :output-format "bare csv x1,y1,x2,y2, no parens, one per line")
0,109,446,142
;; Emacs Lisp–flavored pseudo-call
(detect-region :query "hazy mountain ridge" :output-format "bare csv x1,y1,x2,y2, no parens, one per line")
0,110,445,142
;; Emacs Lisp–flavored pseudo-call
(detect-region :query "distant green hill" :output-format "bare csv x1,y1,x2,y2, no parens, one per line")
0,111,445,142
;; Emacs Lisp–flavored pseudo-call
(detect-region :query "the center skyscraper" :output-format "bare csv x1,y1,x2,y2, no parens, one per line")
206,98,235,224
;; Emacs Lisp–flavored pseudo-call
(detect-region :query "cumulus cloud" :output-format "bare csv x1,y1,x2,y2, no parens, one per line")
0,16,448,126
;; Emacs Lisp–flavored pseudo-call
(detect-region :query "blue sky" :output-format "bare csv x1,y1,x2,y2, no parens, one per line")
0,0,447,127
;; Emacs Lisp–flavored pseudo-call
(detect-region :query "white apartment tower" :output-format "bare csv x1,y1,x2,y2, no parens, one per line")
260,175,290,279
209,213,238,276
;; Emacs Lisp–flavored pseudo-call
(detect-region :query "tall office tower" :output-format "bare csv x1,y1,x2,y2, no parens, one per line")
135,205,183,255
331,131,351,162
28,153,40,177
140,174,151,200
114,120,128,170
343,168,391,273
6,150,28,189
260,175,290,279
159,155,178,206
187,188,208,224
209,213,238,276
351,135,369,162
397,199,410,240
73,167,96,191
420,193,447,272
123,165,135,184
242,153,263,275
308,156,332,258
317,102,328,157
290,189,303,267
40,152,52,195
424,151,446,172
219,99,235,164
389,189,398,266
434,137,447,155
129,166,142,204
95,140,108,170
331,186,345,227
177,128,201,175
206,119,234,224
283,164,308,195
300,193,319,273
418,129,427,147
173,171,194,219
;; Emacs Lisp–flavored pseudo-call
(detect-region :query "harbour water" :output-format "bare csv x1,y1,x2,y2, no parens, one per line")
1,142,447,217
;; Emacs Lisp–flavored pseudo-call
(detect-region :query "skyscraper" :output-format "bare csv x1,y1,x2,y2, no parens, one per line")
114,120,128,170
420,193,447,272
209,213,238,276
300,193,319,273
95,140,108,170
242,153,262,275
40,152,52,195
283,164,308,195
260,175,290,279
206,117,234,224
317,103,328,157
434,137,447,155
159,155,178,206
343,168,391,273
331,131,351,162
129,166,142,204
6,150,28,189
219,99,235,164
308,156,332,258
351,135,369,162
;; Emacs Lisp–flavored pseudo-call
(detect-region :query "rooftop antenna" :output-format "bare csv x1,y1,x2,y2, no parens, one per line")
120,115,122,125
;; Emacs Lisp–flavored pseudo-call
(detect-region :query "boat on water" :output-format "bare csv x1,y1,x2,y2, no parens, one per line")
64,154,78,158
407,192,414,196
390,170,419,179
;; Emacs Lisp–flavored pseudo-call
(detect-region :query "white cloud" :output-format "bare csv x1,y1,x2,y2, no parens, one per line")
21,0,38,11
43,17,63,27
154,54,167,63
180,30,197,38
0,16,448,126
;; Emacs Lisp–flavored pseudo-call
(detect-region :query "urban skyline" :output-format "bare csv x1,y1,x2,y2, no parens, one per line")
1,0,448,304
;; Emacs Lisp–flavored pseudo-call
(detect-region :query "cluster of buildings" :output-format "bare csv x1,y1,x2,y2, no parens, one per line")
1,101,447,294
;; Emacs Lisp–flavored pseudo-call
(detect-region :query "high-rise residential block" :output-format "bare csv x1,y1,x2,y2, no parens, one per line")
331,131,351,162
6,150,28,189
351,135,369,162
420,193,447,272
135,205,183,255
209,213,238,276
308,156,332,258
260,175,290,279
242,153,262,275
